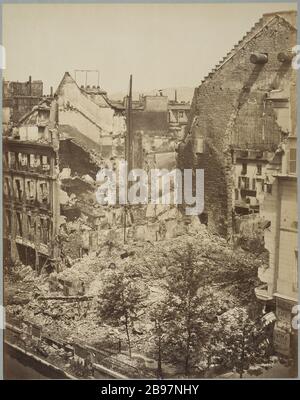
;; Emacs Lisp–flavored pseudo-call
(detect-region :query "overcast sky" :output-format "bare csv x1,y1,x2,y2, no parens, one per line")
2,2,297,95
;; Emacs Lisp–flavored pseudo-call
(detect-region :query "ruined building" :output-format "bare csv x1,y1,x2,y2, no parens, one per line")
3,97,60,272
3,72,150,266
168,91,191,138
180,11,297,237
2,76,44,133
56,72,126,160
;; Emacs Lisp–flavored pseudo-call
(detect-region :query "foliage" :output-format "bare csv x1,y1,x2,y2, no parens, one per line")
151,242,218,375
212,307,273,378
98,270,144,357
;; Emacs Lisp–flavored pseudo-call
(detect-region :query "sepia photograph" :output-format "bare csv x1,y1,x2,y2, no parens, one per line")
1,1,299,381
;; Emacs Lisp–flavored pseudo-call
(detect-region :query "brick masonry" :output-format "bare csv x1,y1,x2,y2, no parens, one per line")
180,13,297,237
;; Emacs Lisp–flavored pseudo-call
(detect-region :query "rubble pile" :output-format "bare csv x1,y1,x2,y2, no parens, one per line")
6,223,263,354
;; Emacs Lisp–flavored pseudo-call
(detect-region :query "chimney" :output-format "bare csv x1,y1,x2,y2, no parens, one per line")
28,75,32,96
175,89,178,103
49,95,59,129
50,86,53,97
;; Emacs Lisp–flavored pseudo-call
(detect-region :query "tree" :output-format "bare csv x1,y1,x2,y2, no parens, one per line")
213,307,273,378
148,303,169,379
98,270,143,358
161,242,215,376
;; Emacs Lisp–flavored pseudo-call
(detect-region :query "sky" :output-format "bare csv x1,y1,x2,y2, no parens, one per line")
2,2,297,96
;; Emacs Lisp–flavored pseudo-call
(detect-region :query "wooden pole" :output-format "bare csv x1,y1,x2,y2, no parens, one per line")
123,75,133,243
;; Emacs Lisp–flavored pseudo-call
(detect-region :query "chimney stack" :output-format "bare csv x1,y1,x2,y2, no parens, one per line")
28,75,32,96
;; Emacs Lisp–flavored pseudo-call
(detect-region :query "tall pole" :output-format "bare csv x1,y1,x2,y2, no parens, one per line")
124,74,133,243
127,74,133,173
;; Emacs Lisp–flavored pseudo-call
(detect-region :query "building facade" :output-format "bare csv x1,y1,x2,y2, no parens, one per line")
255,132,297,360
3,98,60,272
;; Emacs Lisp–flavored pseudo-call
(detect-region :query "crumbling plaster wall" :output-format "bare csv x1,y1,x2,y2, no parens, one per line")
57,73,126,139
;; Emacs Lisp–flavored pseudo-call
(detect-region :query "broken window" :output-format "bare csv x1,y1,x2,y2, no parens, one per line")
15,178,23,201
16,212,23,237
27,215,34,241
42,155,50,171
245,177,250,189
38,220,43,242
29,154,36,170
9,152,16,169
16,152,21,169
266,183,272,194
241,163,247,175
235,189,239,200
19,153,28,169
40,218,48,244
289,148,297,174
240,177,250,190
257,164,262,175
34,154,40,169
38,182,49,204
26,180,36,202
4,177,12,199
4,152,9,169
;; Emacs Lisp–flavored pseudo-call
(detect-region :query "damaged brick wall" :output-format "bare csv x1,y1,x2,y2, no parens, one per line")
181,15,297,237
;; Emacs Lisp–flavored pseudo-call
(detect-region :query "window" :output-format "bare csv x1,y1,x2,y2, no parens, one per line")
26,180,35,202
245,177,250,189
16,212,23,237
235,189,239,200
9,152,16,169
29,154,35,169
252,178,256,191
241,177,250,190
4,177,11,198
289,148,296,174
179,111,184,119
20,153,27,169
15,179,23,201
39,182,49,204
238,177,242,189
266,183,272,194
257,164,262,175
4,152,9,169
40,218,49,244
27,215,34,241
42,156,50,171
241,163,247,175
16,153,21,169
